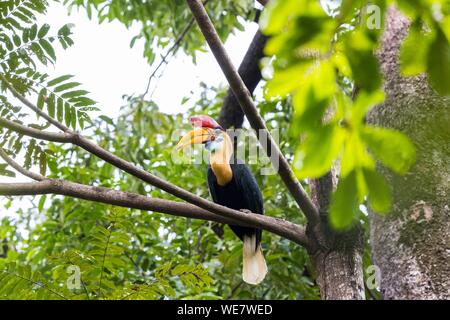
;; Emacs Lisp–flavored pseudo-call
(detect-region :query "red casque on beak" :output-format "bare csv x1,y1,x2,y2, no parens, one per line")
190,115,223,130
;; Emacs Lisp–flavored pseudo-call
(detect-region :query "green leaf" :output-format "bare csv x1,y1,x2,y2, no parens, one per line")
400,21,431,76
39,39,56,61
57,97,64,122
47,93,55,118
265,63,308,97
261,0,301,34
30,42,46,65
61,90,89,99
13,11,31,23
54,82,80,92
330,170,359,230
47,75,74,87
364,168,391,213
361,126,416,174
1,35,14,51
338,0,363,20
64,103,71,127
346,47,381,92
99,115,114,126
341,132,375,177
58,24,74,37
291,60,337,129
0,164,16,177
22,28,30,43
73,98,96,107
12,34,21,47
396,0,422,18
344,29,381,92
38,195,46,213
350,90,385,124
29,24,37,40
37,88,46,110
39,151,46,176
71,108,77,130
427,27,450,95
294,125,345,179
37,24,50,38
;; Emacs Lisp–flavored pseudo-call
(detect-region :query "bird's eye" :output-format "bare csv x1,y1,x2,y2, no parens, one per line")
210,135,216,141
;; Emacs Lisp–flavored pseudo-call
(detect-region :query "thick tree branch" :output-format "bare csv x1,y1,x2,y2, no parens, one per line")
185,0,320,227
0,117,71,143
0,0,313,250
217,29,268,130
0,149,309,246
0,85,310,249
0,180,310,248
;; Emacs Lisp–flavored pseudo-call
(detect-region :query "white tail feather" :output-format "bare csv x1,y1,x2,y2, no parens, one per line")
242,235,267,285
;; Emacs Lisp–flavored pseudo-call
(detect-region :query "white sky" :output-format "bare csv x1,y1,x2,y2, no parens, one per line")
0,2,259,220
42,2,258,117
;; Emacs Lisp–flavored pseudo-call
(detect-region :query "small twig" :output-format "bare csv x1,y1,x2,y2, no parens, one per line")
141,0,210,100
227,280,244,299
98,217,114,297
0,269,68,300
141,18,196,99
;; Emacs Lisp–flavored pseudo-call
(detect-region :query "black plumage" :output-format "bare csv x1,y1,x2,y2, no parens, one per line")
207,162,263,249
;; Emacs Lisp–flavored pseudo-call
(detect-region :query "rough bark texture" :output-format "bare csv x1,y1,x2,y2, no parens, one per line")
312,249,365,299
367,6,450,299
309,171,366,300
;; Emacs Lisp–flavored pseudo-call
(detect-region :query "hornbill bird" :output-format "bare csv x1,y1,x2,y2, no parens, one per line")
176,115,267,285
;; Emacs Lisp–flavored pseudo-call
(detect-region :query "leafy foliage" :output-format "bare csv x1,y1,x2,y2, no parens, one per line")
397,0,450,95
260,0,427,229
0,262,69,299
2,0,436,300
64,0,257,63
0,208,213,300
0,0,98,179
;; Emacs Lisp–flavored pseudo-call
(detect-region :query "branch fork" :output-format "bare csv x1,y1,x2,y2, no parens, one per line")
0,0,322,252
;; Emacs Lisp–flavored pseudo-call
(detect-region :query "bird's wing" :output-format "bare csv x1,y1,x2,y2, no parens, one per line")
232,163,264,215
233,163,264,249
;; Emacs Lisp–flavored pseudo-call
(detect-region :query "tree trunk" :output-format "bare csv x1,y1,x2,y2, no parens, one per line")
309,172,366,300
217,27,367,301
367,6,450,299
312,250,365,299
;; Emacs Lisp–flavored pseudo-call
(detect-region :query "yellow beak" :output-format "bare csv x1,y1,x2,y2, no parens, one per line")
176,127,213,150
